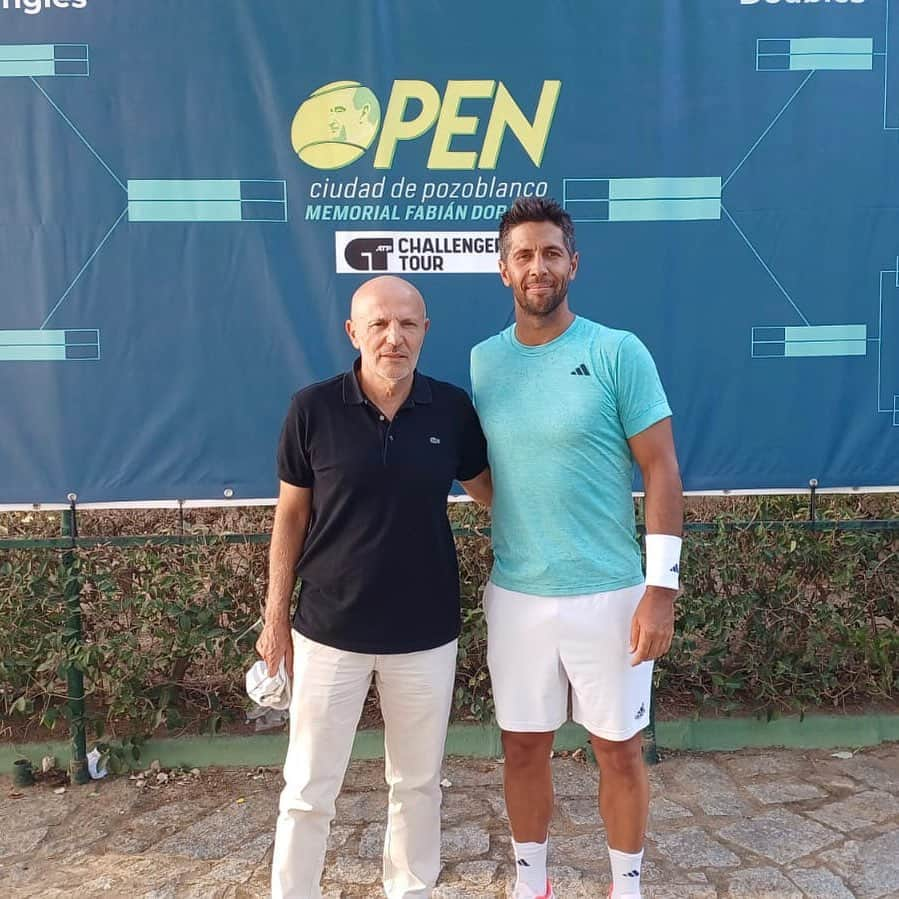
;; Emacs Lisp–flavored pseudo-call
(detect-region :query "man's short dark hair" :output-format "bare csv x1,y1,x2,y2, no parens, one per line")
498,197,576,260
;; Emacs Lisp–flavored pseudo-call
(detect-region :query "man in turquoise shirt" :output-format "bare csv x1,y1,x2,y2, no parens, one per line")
470,197,684,899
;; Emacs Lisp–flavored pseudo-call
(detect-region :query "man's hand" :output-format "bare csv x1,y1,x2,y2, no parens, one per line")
256,620,294,678
629,586,677,666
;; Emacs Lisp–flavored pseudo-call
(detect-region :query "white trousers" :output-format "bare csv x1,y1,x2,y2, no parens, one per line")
271,631,458,899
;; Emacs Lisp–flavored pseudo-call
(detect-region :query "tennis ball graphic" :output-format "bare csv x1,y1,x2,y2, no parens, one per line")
292,81,381,169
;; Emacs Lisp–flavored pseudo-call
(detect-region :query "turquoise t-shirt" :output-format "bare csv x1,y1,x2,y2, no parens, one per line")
470,315,671,596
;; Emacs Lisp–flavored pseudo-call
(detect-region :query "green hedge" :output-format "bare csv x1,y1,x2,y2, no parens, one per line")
1,497,896,741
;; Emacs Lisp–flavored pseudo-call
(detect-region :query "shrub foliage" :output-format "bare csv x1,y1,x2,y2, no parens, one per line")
1,496,896,739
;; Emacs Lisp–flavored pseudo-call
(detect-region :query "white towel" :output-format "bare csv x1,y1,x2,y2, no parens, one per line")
245,658,291,710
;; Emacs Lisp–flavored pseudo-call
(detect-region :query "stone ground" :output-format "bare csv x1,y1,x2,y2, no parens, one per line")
0,745,897,898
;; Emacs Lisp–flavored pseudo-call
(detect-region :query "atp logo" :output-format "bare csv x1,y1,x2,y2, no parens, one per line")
344,238,394,272
292,78,561,171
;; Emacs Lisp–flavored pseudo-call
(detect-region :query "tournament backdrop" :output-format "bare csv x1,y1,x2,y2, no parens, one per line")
0,0,897,504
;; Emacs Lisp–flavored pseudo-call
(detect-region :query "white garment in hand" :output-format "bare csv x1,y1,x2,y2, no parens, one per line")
246,658,291,710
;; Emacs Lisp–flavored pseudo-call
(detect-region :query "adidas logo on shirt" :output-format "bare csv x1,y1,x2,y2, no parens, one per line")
570,363,590,376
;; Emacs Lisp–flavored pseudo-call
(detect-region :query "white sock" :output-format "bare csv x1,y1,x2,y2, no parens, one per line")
512,838,548,895
608,846,643,897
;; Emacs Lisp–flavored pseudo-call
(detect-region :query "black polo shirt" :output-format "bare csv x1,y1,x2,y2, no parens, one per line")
276,364,488,654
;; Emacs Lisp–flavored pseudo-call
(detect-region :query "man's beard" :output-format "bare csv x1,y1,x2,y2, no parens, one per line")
513,277,569,318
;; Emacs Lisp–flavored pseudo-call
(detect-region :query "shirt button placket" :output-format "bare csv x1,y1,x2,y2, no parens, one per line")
369,406,388,464
382,418,394,466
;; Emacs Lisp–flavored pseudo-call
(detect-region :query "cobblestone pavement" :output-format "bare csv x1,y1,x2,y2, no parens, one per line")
0,745,897,898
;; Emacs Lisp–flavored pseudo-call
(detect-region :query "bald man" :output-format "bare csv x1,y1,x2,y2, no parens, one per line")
258,276,491,899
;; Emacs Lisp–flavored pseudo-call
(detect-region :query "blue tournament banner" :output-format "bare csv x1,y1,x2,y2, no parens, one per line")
0,0,896,503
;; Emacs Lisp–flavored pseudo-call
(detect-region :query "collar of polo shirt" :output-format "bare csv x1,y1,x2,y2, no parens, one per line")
341,359,433,408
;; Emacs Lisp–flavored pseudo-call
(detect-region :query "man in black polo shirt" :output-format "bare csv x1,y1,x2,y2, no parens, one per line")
257,275,491,899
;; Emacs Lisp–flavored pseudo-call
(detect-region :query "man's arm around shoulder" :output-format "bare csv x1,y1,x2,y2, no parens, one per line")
255,481,312,677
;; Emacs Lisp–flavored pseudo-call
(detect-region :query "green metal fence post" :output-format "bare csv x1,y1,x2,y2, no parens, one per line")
62,500,89,785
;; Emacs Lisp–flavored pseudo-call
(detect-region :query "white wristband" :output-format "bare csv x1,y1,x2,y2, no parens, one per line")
645,534,682,590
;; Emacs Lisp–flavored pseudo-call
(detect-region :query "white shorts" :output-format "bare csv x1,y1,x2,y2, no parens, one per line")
484,581,653,741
